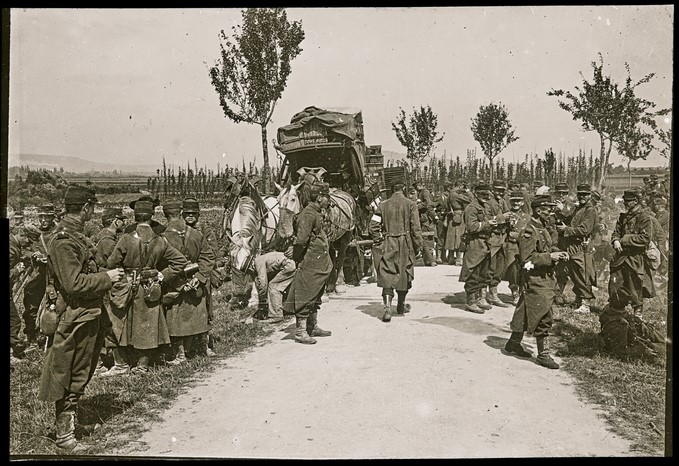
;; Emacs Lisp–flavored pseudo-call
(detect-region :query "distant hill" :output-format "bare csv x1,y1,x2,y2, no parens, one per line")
381,150,406,164
8,153,158,175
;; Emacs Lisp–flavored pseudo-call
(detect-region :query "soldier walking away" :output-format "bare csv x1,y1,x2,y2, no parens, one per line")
434,184,450,264
124,196,165,234
504,191,532,305
92,208,130,377
459,184,495,314
107,198,188,372
504,195,568,369
413,180,438,267
161,200,215,364
370,178,423,323
282,182,333,344
485,180,512,308
37,186,125,453
554,184,598,314
607,189,655,318
444,180,471,266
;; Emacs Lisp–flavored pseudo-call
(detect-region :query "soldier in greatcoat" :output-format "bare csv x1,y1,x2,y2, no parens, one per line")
161,199,216,363
459,184,495,314
92,207,130,377
10,228,31,364
107,199,188,371
552,183,577,304
22,203,58,353
485,179,512,307
554,184,598,313
504,195,569,369
282,182,333,344
413,180,438,267
123,195,165,235
444,181,472,266
183,197,224,356
370,178,423,323
503,191,532,305
607,189,655,317
38,186,125,453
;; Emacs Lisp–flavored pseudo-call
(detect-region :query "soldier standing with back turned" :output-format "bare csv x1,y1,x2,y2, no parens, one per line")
38,186,125,453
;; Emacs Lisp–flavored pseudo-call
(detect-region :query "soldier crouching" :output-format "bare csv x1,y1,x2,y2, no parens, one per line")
504,194,569,370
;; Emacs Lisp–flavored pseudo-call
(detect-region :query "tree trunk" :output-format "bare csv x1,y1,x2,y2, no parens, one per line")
601,137,614,193
628,160,632,188
596,134,606,192
260,124,270,195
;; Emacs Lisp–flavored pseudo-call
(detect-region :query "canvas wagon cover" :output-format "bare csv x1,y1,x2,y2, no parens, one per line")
277,106,364,148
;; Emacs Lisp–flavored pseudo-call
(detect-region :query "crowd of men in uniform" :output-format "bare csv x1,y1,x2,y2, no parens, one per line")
8,171,669,453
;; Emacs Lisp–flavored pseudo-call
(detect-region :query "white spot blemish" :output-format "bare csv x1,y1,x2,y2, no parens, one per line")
606,18,611,26
171,437,177,443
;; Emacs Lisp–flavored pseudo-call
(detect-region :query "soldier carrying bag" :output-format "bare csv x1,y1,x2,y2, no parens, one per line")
36,234,70,337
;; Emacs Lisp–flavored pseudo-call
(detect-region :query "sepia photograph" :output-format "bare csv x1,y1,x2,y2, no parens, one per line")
4,6,672,458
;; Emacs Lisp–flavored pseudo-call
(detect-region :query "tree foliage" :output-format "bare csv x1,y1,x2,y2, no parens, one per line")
547,54,669,192
208,8,305,193
470,102,519,181
391,105,444,177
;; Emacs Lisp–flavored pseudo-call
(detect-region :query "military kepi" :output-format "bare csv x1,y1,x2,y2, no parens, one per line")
576,184,591,194
509,190,524,200
531,194,556,208
554,182,569,192
622,189,641,200
102,207,125,221
475,183,492,192
163,200,183,214
64,185,97,205
310,182,330,196
390,177,406,189
182,197,200,213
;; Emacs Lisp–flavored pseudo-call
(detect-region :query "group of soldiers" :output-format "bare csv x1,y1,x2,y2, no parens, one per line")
8,170,669,453
368,173,669,369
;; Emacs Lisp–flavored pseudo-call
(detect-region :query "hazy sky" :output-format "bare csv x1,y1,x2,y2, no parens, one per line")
8,6,674,171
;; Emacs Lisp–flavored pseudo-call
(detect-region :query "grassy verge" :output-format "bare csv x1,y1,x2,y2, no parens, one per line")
550,279,668,456
9,289,273,457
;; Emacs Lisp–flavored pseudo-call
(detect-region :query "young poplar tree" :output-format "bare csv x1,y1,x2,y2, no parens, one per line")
209,8,305,194
470,102,519,182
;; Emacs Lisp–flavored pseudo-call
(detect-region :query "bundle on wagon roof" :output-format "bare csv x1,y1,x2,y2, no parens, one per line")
275,106,367,190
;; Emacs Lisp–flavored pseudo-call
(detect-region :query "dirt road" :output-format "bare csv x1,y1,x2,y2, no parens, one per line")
115,265,633,458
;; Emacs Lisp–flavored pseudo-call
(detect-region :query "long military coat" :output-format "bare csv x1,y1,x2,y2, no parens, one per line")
283,203,333,313
459,198,492,282
510,217,558,334
504,209,532,275
369,191,423,291
107,224,188,349
562,200,598,286
609,206,655,299
92,227,118,269
162,219,215,337
444,189,470,250
39,215,112,403
486,196,510,257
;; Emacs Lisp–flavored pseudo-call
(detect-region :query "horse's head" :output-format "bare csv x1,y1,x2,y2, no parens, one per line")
275,180,303,238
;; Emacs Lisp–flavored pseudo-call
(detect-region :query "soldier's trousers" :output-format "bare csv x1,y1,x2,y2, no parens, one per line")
10,296,21,348
295,285,326,319
567,252,595,302
608,263,643,311
23,273,46,339
489,248,508,288
464,255,490,294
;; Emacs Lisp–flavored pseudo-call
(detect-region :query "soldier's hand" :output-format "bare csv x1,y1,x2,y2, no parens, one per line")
106,268,125,283
550,252,563,262
14,262,26,274
488,218,498,227
613,240,623,252
157,271,164,282
555,201,564,211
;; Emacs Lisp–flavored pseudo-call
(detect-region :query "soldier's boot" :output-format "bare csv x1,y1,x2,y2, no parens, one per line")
25,333,40,354
436,248,444,264
455,251,463,266
504,332,532,358
476,290,493,311
100,348,130,377
464,291,485,314
166,340,187,365
536,337,560,369
307,311,331,337
295,317,317,344
510,286,520,306
55,412,86,454
382,296,393,322
573,299,591,314
487,286,509,308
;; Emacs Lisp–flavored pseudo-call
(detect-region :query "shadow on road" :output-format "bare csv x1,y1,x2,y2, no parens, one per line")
356,302,387,320
484,335,537,362
417,315,507,336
